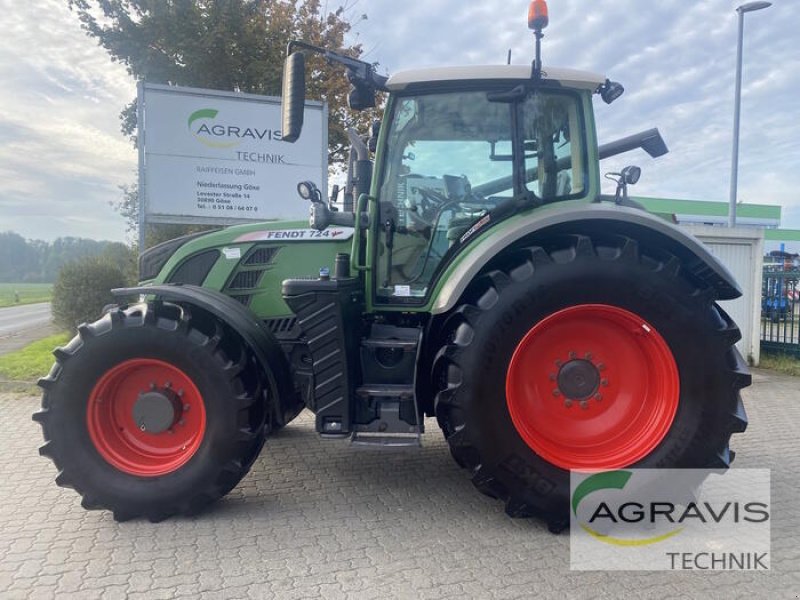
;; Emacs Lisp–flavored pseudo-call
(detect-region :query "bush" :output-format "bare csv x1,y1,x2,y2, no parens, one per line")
52,257,132,331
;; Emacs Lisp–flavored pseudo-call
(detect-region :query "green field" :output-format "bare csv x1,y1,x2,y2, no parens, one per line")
0,283,52,308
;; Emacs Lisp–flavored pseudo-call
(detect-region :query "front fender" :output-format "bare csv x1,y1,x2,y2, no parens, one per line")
430,202,741,315
112,284,297,427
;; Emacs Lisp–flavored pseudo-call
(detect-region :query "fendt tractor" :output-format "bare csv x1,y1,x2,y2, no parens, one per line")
35,2,749,531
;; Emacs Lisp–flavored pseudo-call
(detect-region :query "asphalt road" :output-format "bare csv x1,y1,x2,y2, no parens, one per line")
0,369,797,599
0,303,55,356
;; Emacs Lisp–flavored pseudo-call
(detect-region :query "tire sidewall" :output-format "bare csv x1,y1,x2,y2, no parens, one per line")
48,318,247,512
458,251,734,513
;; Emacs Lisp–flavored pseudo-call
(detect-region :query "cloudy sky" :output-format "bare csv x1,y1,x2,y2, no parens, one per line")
0,0,797,242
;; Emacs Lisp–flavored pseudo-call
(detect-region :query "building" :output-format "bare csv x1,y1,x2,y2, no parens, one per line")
632,196,781,228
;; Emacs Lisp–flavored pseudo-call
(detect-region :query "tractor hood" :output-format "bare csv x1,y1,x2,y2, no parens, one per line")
140,220,355,319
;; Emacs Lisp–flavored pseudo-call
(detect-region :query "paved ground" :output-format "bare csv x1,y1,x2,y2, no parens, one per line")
1,369,798,599
0,303,55,356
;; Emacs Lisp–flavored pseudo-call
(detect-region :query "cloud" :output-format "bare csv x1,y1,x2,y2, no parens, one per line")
0,0,796,244
356,0,799,222
0,0,136,242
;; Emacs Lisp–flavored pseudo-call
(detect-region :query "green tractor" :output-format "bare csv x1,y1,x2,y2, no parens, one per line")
35,3,749,531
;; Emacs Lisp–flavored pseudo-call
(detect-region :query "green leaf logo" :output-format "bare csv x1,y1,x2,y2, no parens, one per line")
572,470,683,546
188,108,241,149
188,108,219,128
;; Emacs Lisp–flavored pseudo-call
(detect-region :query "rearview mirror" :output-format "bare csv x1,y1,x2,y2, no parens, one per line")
281,52,306,143
348,81,377,111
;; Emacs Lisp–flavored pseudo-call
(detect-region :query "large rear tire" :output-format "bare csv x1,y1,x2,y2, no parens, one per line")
34,302,270,522
433,234,750,532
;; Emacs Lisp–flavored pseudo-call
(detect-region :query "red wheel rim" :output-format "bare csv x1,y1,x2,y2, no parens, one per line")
87,359,206,476
506,304,679,471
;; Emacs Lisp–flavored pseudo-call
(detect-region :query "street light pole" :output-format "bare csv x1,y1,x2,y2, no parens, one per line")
729,1,771,228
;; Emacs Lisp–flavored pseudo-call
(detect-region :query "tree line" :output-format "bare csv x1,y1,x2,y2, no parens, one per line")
0,231,135,283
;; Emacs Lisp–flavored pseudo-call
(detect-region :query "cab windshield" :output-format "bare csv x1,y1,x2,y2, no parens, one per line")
376,87,587,302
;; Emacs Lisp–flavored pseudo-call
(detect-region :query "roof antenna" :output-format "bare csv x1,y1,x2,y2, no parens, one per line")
528,0,549,80
507,49,512,65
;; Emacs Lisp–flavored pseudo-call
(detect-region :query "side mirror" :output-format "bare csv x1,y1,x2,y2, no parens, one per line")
281,52,306,143
348,82,377,111
621,165,641,185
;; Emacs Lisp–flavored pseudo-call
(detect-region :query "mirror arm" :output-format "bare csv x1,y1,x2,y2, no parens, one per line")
287,40,388,91
347,129,372,213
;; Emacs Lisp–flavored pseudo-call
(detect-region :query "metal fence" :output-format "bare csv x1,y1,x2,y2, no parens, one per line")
761,268,800,356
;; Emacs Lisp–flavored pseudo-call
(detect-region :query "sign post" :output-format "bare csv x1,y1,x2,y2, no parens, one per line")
136,82,327,249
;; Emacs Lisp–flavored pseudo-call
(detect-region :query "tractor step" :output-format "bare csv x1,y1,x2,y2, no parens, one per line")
351,432,421,448
351,388,422,447
352,324,424,448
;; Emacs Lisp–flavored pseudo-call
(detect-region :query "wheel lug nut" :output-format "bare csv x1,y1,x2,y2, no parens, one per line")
564,399,573,408
555,359,562,367
150,383,156,390
580,401,589,410
139,423,146,431
177,389,184,397
601,379,609,387
568,351,577,359
594,393,603,401
178,419,185,426
597,363,606,371
165,381,172,389
584,352,593,360
552,389,561,397
183,404,191,411
549,373,556,381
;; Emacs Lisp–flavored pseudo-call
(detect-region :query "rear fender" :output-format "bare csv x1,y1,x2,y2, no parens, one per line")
431,203,742,315
112,284,297,428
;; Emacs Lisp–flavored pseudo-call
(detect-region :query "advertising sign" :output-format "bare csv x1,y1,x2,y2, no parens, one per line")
137,83,327,230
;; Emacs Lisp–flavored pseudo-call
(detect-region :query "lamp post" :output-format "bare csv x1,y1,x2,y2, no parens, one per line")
729,1,771,228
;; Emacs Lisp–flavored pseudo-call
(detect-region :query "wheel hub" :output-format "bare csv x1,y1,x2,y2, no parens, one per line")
556,359,600,401
87,358,206,477
505,304,680,470
132,389,182,434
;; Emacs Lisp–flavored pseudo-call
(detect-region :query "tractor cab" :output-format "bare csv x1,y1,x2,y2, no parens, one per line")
373,66,601,303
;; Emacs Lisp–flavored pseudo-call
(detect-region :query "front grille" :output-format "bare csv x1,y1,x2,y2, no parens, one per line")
245,246,281,265
167,250,220,285
139,230,218,280
228,270,264,290
229,294,251,307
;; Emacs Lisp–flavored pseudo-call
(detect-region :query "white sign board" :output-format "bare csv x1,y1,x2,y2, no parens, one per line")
138,83,326,227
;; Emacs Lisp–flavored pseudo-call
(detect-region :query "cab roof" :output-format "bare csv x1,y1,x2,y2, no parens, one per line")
386,65,606,92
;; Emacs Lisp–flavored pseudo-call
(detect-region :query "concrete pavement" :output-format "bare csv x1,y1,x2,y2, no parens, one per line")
0,303,55,356
0,369,797,599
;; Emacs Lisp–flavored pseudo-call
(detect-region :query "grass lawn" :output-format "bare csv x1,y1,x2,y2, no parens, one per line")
0,283,53,308
0,332,70,383
759,352,800,378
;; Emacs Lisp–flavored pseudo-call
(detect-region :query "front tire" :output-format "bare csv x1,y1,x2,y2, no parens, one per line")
433,234,750,531
34,302,269,522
